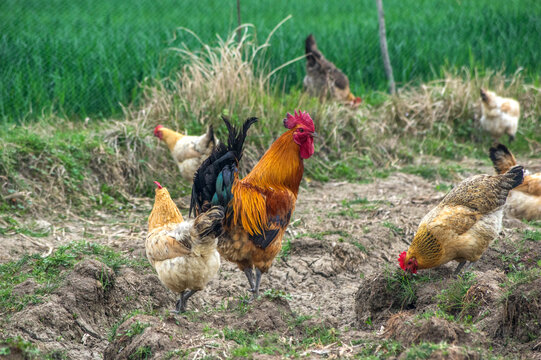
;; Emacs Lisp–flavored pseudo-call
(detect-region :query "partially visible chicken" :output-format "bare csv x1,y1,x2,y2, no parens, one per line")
399,166,524,274
154,125,216,181
304,34,362,107
480,89,520,142
146,181,223,313
489,144,541,220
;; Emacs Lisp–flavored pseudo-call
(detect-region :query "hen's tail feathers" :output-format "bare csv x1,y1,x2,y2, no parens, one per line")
503,165,525,190
480,88,489,103
191,206,225,245
204,124,215,148
305,34,320,67
190,116,258,217
489,144,517,174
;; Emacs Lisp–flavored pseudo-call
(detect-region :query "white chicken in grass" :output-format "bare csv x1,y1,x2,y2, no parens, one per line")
154,125,216,182
480,89,520,142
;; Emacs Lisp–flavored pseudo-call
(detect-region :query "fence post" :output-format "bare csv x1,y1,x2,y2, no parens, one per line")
376,0,396,94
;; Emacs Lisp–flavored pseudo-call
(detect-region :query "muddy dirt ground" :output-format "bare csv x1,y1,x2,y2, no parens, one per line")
1,160,541,359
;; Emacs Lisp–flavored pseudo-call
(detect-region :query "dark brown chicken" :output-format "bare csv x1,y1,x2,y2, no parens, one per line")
304,34,361,106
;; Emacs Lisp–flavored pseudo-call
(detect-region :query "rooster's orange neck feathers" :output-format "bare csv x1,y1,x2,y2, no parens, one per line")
243,128,304,194
148,187,184,232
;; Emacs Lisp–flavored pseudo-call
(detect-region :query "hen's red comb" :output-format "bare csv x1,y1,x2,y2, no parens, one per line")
154,181,163,189
283,111,314,132
153,125,164,137
398,251,407,271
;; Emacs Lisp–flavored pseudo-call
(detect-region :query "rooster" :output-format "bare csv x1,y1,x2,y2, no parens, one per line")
190,111,316,299
399,166,524,274
480,89,520,142
304,34,362,107
147,181,223,313
489,144,541,221
154,125,216,181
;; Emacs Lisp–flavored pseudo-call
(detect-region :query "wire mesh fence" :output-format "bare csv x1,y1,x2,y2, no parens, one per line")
1,0,540,122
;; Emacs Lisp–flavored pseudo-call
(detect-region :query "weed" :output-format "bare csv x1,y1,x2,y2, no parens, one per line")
353,241,369,254
120,320,150,338
263,289,292,301
0,336,41,358
165,349,191,359
383,267,433,308
383,221,404,236
301,324,340,347
403,342,451,359
98,267,114,292
437,272,476,319
128,346,152,360
353,339,403,358
278,238,291,261
296,230,351,241
524,229,541,242
0,241,148,317
402,163,468,181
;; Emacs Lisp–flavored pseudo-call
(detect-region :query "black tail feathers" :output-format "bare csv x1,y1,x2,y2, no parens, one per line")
489,143,517,174
190,116,258,217
505,165,524,189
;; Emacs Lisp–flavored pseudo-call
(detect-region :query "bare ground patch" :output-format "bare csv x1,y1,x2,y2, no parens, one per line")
2,169,541,358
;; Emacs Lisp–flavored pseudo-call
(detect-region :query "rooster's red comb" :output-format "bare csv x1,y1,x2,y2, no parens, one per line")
283,111,314,132
154,181,163,189
398,251,407,271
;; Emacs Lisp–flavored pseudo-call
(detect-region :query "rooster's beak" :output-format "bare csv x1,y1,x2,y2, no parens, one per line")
311,132,319,138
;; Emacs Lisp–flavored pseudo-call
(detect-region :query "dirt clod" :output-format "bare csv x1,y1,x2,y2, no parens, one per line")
385,312,484,347
502,277,541,342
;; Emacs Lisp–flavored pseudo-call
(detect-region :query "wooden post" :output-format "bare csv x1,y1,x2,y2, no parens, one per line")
236,0,242,42
376,0,396,94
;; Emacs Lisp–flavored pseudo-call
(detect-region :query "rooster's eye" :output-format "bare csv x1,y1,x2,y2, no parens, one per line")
298,128,304,133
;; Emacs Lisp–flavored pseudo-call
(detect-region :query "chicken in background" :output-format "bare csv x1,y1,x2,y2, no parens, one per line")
154,125,216,182
190,112,316,300
304,34,362,107
399,165,524,274
146,181,223,313
489,144,541,221
480,89,520,142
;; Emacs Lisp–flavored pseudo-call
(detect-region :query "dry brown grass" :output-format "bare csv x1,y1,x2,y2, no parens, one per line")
2,25,541,215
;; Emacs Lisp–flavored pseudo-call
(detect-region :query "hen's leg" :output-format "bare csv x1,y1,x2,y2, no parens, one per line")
508,134,515,143
244,268,255,292
454,261,473,276
252,268,262,300
173,294,185,314
179,290,198,312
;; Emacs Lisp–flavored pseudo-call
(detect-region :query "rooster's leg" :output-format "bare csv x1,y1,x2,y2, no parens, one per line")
244,268,255,292
252,268,262,300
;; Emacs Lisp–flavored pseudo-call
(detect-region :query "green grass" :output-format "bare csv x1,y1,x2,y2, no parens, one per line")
383,267,431,308
436,272,477,320
2,0,541,121
0,241,150,314
215,320,340,357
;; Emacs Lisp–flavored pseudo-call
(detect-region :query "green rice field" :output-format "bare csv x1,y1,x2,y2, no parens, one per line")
1,0,541,122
